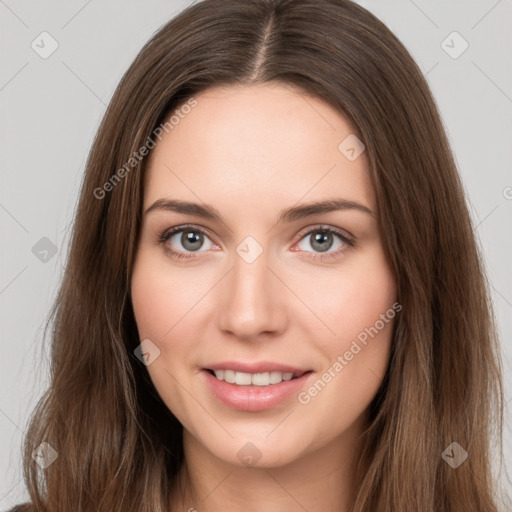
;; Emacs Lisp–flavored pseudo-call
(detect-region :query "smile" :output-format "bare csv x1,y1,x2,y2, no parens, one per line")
202,368,313,411
207,369,306,386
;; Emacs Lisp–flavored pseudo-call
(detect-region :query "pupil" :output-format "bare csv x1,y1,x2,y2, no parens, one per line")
311,231,332,252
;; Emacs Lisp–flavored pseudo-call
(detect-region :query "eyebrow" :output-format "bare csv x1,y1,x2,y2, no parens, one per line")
144,198,375,222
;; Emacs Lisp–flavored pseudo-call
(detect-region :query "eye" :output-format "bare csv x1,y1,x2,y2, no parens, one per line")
158,224,217,260
294,225,355,260
157,223,356,262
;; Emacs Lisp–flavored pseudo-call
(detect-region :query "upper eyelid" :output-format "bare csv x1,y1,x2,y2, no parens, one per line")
295,224,354,242
160,224,219,252
163,223,216,242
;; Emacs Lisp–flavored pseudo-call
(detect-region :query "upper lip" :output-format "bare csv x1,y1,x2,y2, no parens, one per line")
204,361,311,376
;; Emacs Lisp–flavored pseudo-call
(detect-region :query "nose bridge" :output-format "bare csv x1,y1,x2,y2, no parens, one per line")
217,241,285,338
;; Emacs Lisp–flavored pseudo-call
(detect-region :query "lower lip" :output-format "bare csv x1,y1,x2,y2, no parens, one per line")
202,369,313,411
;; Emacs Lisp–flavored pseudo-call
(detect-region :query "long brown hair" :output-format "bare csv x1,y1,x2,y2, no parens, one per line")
11,0,507,510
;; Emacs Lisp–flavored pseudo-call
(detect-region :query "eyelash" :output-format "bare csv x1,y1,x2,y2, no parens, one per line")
156,223,356,262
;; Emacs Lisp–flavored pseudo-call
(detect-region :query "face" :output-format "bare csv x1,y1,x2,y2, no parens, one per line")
130,82,398,468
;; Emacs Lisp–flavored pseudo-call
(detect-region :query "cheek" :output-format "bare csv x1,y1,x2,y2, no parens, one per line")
130,252,198,421
130,249,208,342
293,243,397,407
293,245,396,348
130,265,170,342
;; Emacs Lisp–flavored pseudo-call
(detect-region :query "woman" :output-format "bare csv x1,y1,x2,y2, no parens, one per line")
9,0,507,510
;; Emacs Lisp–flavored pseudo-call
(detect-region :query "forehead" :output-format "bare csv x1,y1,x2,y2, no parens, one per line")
143,82,375,218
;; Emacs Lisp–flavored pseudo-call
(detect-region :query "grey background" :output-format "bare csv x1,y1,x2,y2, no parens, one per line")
1,0,511,508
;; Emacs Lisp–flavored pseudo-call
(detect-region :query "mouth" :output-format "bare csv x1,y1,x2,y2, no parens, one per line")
201,367,314,411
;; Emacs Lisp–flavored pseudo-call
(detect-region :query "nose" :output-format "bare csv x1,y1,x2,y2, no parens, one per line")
216,249,288,341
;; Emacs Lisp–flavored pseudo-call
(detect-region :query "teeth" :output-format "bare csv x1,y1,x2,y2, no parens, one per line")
235,372,252,385
223,369,236,383
212,369,297,386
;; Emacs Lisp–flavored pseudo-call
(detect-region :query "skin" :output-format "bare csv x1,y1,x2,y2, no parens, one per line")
130,82,398,511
